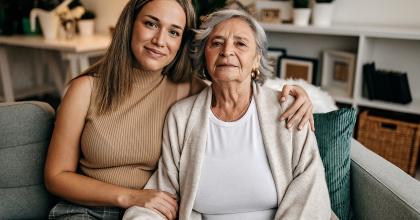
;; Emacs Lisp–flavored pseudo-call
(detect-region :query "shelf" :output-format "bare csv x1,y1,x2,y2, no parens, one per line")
264,23,420,117
262,23,359,36
0,35,111,53
323,86,353,104
357,98,420,115
261,23,420,40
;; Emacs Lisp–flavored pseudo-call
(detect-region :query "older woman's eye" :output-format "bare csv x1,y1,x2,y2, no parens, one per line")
145,21,158,29
211,41,223,46
236,41,247,47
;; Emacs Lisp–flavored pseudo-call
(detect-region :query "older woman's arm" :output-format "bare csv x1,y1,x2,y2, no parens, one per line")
123,110,181,220
276,124,333,220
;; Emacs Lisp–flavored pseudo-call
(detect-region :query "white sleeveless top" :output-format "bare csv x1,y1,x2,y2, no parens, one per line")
193,99,278,220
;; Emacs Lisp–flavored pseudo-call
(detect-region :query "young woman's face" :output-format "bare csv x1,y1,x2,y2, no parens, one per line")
131,0,186,73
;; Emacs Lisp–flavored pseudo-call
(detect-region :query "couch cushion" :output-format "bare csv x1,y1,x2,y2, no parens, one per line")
0,101,56,220
0,102,54,148
351,139,420,220
0,185,54,219
314,108,357,220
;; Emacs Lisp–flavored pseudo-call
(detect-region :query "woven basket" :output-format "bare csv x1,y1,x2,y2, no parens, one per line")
357,111,420,176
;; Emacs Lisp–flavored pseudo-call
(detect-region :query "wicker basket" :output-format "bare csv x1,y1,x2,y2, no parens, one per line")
357,110,420,176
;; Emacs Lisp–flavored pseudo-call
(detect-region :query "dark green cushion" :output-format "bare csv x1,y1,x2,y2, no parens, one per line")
314,108,357,220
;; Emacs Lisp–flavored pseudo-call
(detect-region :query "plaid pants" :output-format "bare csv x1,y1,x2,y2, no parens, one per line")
48,200,123,220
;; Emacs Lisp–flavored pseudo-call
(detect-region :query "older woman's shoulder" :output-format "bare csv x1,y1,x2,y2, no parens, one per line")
168,86,211,117
258,83,295,113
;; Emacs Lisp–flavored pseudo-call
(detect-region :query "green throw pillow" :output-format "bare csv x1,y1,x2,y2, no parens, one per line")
314,108,357,220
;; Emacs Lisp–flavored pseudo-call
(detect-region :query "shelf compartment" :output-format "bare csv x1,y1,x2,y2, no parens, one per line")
360,37,420,101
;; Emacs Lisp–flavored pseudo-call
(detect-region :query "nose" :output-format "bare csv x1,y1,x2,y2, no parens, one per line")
220,42,234,57
151,29,165,47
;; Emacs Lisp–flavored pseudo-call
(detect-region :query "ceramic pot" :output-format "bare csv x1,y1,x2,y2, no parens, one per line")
312,3,334,27
78,19,95,37
293,8,311,26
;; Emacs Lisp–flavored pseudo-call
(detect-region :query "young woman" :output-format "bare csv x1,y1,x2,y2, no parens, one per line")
45,0,314,219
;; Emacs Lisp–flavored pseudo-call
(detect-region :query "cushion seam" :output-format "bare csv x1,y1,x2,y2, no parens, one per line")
0,140,50,150
0,183,45,189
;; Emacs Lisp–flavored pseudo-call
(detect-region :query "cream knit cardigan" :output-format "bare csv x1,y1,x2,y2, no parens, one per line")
124,83,336,220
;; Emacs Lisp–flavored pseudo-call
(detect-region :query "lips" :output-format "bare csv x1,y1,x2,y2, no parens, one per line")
216,63,238,68
145,46,165,58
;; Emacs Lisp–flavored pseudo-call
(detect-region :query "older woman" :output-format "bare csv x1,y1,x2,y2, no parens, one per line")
123,9,335,220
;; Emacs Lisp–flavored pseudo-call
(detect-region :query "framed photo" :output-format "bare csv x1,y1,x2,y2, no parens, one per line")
224,0,257,16
277,55,318,84
267,47,287,74
255,1,292,23
322,50,356,97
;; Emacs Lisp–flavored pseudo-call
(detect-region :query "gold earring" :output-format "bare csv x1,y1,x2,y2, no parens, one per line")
251,68,260,80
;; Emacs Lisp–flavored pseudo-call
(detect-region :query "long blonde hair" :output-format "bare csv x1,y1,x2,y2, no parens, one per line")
82,0,196,114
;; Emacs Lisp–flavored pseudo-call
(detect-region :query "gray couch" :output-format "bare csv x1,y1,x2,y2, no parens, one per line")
1,101,420,220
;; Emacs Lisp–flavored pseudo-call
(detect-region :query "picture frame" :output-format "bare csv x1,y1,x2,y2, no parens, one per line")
267,47,287,74
277,55,318,84
255,1,292,23
322,50,356,97
224,0,257,16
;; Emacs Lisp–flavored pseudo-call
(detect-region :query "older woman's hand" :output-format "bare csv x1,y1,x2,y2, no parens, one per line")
278,84,315,131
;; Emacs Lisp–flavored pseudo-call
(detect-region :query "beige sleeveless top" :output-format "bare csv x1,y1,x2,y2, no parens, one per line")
79,69,183,189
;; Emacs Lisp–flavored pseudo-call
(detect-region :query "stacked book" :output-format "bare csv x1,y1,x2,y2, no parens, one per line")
362,63,412,104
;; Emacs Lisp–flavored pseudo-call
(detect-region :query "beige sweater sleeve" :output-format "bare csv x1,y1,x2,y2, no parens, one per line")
275,122,333,220
144,108,181,197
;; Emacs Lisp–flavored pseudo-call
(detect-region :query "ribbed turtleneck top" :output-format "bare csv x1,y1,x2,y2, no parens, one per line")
79,69,180,189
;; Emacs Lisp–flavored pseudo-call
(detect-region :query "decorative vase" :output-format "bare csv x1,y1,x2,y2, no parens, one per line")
293,8,311,26
78,19,95,37
30,8,60,40
312,3,334,27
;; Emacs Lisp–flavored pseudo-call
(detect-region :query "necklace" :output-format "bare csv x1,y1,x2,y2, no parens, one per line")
211,92,253,122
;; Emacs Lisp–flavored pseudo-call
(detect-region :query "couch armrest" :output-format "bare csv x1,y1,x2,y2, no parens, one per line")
350,139,420,220
0,101,56,220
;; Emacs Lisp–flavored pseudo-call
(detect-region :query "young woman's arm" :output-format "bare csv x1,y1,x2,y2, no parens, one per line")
188,77,315,130
44,76,177,219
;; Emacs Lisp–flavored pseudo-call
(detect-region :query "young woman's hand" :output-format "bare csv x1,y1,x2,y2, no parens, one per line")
124,189,178,220
278,84,315,131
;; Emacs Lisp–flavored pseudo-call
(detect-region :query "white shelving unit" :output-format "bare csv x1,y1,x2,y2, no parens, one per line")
262,23,420,115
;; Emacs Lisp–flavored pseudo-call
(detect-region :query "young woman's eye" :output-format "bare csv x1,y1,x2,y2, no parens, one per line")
169,30,181,37
145,21,158,29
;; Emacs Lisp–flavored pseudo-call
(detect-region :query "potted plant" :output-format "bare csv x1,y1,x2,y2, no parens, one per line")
77,10,95,36
312,0,335,27
293,0,310,26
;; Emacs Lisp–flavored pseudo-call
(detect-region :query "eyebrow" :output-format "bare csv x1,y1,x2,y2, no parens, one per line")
145,15,184,31
212,35,250,42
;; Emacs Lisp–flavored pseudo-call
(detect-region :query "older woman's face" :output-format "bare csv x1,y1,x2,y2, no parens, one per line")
205,18,259,83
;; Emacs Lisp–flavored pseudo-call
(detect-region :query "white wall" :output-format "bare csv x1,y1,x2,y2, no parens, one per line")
80,0,130,33
333,0,420,27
